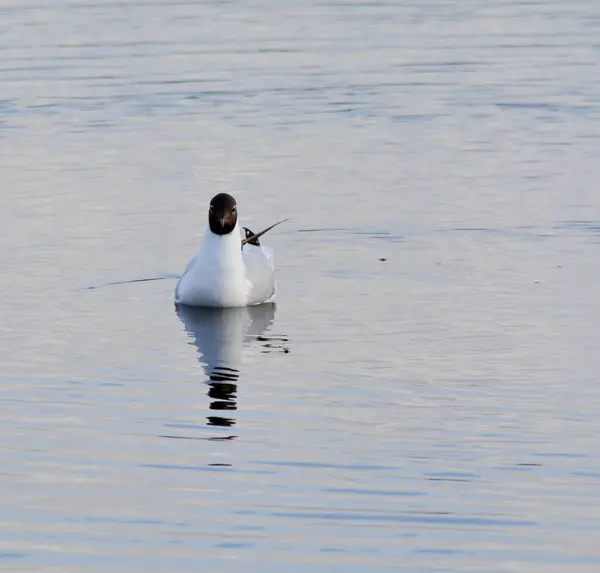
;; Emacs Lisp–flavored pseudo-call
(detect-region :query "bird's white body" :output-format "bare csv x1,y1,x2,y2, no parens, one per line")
175,222,276,308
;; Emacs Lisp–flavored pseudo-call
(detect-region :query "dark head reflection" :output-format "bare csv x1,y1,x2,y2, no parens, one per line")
176,303,278,434
207,381,237,427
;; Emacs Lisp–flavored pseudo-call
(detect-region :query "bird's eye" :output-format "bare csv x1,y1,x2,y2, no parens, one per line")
209,205,214,213
232,206,237,213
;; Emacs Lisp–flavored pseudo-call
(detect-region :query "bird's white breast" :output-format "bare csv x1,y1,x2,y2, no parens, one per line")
175,224,250,307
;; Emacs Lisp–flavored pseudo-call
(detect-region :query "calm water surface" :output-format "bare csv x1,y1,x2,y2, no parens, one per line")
2,0,600,571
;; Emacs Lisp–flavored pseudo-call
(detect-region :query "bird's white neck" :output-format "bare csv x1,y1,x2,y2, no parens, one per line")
200,222,243,267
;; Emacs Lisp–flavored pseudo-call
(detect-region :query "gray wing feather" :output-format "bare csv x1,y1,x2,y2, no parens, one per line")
242,245,275,305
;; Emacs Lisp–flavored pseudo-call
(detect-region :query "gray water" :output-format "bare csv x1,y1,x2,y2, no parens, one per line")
2,1,600,571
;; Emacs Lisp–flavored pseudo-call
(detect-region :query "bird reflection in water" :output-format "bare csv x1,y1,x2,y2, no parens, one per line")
176,303,288,437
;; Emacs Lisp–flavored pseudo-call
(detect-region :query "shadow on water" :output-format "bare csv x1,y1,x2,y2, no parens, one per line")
176,303,288,435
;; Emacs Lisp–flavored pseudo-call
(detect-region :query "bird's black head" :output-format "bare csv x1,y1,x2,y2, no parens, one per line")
208,193,237,235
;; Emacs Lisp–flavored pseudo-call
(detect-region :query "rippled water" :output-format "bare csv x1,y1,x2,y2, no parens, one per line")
2,0,600,571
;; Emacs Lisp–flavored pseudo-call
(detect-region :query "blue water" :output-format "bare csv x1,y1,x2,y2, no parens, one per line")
2,0,600,571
